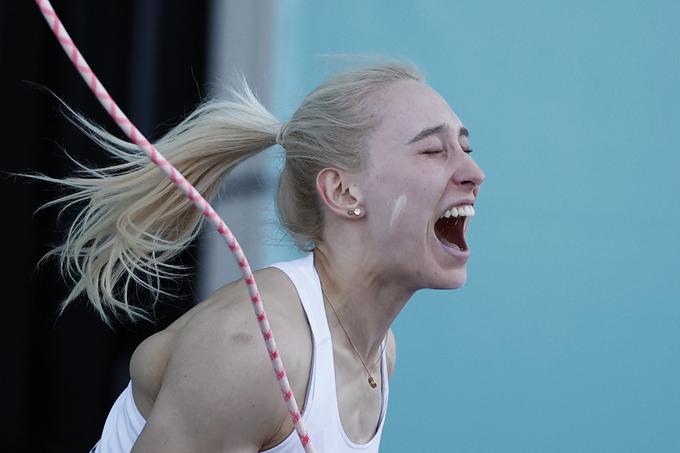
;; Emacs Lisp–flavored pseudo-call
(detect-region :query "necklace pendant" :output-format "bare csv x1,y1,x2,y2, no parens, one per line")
368,376,377,388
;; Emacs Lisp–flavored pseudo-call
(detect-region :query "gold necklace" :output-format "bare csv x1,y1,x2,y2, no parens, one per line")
320,284,386,389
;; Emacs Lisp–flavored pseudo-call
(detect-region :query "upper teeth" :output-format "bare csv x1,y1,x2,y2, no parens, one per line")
440,205,475,219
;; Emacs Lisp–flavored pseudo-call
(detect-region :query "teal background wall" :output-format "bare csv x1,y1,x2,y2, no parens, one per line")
266,1,680,451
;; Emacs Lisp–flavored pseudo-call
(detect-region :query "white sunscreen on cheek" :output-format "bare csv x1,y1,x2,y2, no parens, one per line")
389,195,408,231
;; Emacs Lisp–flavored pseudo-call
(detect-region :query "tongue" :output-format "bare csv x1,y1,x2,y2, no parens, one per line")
434,216,467,250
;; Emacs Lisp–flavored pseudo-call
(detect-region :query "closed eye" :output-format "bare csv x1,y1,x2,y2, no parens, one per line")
422,148,473,155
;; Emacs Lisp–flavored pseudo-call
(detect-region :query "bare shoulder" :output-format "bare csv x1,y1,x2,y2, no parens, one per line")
133,267,313,452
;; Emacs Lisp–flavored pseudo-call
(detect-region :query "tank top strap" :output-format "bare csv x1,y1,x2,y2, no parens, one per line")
267,252,331,344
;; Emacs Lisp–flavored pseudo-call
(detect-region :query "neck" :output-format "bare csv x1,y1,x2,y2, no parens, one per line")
313,245,414,362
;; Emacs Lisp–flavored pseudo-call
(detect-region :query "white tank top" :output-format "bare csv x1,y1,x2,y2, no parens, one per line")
92,252,388,452
262,252,389,452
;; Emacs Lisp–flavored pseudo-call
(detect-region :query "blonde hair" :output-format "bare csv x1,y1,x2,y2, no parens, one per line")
35,60,423,324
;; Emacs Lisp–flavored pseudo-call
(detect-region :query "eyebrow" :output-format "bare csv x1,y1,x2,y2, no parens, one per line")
405,123,469,144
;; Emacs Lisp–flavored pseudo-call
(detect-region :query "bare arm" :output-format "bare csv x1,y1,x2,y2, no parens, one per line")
131,319,280,452
131,272,312,452
132,294,296,453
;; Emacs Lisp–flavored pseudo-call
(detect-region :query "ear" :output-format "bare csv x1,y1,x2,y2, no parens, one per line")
316,168,364,218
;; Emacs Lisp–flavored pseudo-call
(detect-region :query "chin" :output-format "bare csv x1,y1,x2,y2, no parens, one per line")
447,270,468,289
428,267,467,290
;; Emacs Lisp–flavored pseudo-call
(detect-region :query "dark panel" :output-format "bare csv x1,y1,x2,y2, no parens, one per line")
0,0,209,450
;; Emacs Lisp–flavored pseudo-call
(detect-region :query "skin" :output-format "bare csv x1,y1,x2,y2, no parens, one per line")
388,194,408,231
314,79,484,364
129,79,484,452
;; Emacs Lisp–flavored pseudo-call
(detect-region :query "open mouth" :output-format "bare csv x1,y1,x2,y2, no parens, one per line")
434,215,468,251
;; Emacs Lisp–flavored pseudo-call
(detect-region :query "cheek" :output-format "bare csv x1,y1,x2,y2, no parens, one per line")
380,193,435,246
366,166,444,236
388,195,408,232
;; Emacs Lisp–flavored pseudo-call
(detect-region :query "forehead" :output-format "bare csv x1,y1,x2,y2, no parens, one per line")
367,80,462,145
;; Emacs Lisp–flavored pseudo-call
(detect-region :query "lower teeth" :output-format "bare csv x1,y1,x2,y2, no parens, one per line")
440,239,461,251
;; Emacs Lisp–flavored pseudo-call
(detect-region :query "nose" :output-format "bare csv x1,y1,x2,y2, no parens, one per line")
452,153,485,191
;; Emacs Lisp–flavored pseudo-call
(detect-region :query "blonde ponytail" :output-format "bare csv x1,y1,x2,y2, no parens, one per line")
32,59,425,325
35,77,280,324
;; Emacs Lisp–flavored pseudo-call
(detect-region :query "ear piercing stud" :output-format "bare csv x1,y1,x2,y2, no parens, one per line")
348,208,361,216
